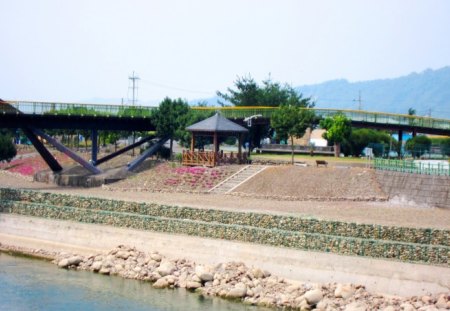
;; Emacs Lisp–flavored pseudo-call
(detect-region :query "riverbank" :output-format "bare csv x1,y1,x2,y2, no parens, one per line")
1,242,449,311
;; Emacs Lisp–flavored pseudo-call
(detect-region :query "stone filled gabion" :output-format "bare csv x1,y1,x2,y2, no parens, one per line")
0,188,449,266
50,245,450,311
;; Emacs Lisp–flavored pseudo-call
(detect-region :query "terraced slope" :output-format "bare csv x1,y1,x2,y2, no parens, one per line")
0,188,448,266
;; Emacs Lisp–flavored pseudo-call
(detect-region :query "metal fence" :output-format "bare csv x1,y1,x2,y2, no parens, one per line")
374,158,450,176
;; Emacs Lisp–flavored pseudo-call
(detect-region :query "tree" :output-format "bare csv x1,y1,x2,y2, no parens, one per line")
405,135,431,158
271,104,316,164
408,107,416,116
218,76,315,151
152,97,190,159
320,114,352,157
341,128,394,157
0,131,17,162
216,75,262,107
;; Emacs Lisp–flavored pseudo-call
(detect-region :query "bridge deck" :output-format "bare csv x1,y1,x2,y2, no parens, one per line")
1,100,449,135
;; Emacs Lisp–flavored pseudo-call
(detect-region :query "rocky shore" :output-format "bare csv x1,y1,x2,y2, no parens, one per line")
3,244,447,311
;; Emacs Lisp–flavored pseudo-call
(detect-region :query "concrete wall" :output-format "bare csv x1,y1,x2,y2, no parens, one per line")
1,214,449,297
375,171,450,209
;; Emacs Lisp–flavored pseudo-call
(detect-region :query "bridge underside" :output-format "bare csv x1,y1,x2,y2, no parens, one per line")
0,114,155,131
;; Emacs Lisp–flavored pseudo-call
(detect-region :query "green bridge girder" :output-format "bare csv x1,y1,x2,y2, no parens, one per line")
1,100,449,134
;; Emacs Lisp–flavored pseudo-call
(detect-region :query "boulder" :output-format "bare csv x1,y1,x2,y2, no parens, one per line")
150,253,162,262
67,256,83,266
344,302,367,311
227,283,247,299
157,261,175,277
334,284,355,299
304,289,323,305
91,261,102,271
153,277,170,289
57,258,70,268
186,281,202,290
195,265,214,282
116,251,130,260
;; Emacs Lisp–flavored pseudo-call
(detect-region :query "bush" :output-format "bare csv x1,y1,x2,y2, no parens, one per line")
405,136,431,157
0,134,17,162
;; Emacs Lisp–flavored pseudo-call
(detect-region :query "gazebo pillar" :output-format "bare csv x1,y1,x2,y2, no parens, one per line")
213,132,218,153
238,133,243,160
190,134,195,152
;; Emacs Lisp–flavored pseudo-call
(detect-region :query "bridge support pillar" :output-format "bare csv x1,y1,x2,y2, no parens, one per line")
22,127,63,172
398,130,403,157
412,129,417,138
91,129,98,165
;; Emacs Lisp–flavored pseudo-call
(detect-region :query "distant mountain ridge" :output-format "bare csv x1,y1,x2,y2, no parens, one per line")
295,67,450,119
190,67,450,119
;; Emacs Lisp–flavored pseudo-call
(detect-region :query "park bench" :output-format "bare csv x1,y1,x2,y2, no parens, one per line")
315,160,328,167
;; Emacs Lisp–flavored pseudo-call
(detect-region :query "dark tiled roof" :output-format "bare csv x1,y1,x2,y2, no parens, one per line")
186,113,248,133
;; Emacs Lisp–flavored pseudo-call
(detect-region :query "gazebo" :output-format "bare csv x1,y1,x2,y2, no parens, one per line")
182,113,249,167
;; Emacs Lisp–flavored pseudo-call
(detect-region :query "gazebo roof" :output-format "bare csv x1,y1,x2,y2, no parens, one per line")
186,113,248,133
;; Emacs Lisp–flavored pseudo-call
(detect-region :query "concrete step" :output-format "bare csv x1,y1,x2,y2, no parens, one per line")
209,165,268,194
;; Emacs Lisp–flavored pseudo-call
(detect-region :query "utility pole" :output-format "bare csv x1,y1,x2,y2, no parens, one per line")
128,71,140,105
353,90,363,110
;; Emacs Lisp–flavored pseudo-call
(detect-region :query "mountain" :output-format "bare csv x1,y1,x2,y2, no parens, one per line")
295,67,450,119
190,67,450,119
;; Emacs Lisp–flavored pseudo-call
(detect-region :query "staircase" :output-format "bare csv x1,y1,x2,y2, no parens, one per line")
208,165,267,194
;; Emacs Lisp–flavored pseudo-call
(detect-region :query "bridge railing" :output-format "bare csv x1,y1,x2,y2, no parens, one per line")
2,101,449,131
374,158,449,176
1,100,156,118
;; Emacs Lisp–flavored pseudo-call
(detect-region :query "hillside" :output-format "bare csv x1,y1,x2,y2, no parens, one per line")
190,67,450,119
296,67,450,118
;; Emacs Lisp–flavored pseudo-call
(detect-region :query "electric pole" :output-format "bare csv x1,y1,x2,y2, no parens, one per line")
128,71,140,105
353,90,363,110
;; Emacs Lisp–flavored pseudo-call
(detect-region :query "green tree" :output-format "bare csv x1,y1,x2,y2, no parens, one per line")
341,129,394,157
216,75,262,107
271,104,316,164
152,97,190,159
0,131,17,162
320,114,352,157
405,135,432,158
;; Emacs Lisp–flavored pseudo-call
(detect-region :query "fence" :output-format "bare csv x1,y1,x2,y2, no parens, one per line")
374,158,450,176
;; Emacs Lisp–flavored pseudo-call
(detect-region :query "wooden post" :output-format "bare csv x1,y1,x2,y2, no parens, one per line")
190,134,195,152
238,133,242,163
213,132,218,153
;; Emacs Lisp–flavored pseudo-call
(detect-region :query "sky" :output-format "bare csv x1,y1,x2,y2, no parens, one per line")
1,0,450,106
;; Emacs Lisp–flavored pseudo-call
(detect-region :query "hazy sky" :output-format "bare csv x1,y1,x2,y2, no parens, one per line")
1,0,450,105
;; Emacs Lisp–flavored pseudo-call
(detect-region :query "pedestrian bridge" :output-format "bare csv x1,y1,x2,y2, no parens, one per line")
1,100,449,136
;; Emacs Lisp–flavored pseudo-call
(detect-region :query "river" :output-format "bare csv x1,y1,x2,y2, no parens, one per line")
0,252,267,311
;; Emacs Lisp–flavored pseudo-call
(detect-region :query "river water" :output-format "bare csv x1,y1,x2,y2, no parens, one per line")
0,253,266,311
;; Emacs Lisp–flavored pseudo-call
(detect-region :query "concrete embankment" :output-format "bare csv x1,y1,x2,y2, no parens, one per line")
0,214,449,297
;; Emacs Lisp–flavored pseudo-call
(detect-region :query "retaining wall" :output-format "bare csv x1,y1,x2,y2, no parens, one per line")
0,188,448,266
375,171,450,208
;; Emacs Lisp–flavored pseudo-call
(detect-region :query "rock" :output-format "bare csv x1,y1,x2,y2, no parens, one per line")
435,295,447,309
157,261,175,277
335,284,355,299
195,265,214,282
383,306,396,311
67,256,83,266
153,277,170,289
422,296,433,305
304,289,323,305
251,268,265,279
150,253,162,262
227,283,247,299
400,303,415,311
116,251,130,259
344,302,367,311
57,258,70,268
91,261,102,271
186,281,202,289
99,268,110,275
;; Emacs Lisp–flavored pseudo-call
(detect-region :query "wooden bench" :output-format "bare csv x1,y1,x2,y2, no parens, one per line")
315,160,328,167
